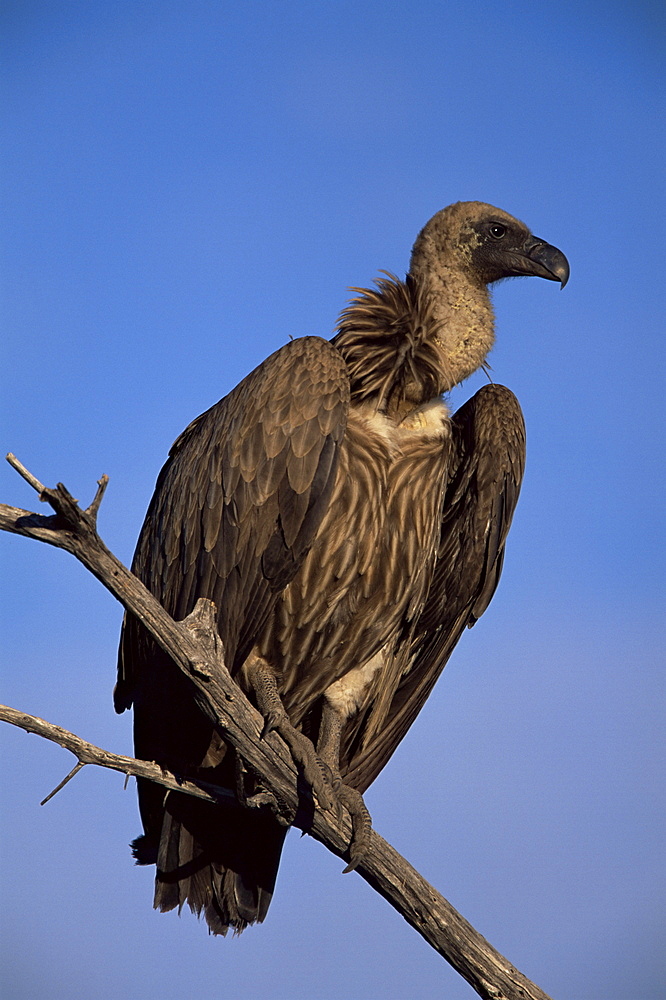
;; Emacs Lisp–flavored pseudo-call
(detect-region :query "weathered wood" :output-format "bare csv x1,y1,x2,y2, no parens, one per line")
0,457,554,1000
0,703,237,807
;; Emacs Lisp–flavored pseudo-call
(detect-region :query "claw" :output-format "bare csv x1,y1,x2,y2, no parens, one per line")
260,709,282,740
338,783,372,872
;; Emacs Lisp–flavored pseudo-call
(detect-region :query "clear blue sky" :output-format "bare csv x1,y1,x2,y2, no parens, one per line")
1,3,663,998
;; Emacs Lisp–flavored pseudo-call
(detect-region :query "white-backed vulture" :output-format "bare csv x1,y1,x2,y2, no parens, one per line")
115,201,569,934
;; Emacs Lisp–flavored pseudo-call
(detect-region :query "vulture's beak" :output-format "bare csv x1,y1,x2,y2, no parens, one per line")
519,238,570,288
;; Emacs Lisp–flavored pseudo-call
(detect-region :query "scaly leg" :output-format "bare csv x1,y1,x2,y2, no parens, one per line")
318,700,372,872
245,653,335,812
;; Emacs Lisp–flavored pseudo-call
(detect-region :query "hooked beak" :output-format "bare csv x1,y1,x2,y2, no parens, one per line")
518,237,570,288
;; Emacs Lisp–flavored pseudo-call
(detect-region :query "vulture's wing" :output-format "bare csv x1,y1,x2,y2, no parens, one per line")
115,336,350,713
342,383,525,793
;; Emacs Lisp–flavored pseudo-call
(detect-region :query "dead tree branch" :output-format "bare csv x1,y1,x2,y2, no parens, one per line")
0,454,553,1000
0,704,237,807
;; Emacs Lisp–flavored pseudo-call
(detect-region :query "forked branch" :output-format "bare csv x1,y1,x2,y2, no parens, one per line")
0,455,553,1000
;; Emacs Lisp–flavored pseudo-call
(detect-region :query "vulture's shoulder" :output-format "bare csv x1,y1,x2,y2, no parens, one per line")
150,335,350,518
168,336,349,457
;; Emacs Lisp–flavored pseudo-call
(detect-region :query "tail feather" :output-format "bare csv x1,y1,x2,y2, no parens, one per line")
148,792,287,935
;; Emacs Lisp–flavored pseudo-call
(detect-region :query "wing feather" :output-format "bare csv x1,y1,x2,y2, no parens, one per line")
115,336,349,712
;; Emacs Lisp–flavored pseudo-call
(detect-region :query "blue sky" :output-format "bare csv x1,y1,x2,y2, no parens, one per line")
1,3,664,998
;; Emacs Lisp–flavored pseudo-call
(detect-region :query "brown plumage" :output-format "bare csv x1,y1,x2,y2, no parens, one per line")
115,201,568,934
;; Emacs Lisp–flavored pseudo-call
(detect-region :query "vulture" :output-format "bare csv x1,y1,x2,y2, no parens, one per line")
115,201,568,935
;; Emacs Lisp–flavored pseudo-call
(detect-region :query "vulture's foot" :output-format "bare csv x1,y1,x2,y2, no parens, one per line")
245,655,335,812
317,700,372,871
336,778,372,872
270,719,336,813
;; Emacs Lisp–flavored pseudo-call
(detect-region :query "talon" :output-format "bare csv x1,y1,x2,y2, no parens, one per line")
338,783,372,872
260,709,283,739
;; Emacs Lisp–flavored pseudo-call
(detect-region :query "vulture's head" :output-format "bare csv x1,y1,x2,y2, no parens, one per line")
410,201,569,289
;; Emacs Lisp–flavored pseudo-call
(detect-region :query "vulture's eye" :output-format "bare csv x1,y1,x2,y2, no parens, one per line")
489,224,507,240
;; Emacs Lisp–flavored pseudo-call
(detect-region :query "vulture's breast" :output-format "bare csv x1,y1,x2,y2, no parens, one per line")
263,399,452,722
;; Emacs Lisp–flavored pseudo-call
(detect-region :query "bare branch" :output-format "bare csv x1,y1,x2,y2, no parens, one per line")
86,473,109,523
6,452,46,494
0,704,237,808
0,458,554,1000
40,761,86,805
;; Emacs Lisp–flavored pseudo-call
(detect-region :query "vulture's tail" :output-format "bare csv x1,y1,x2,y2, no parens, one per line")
133,786,287,935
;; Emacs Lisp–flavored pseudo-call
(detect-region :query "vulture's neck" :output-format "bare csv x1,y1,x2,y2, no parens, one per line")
332,260,494,421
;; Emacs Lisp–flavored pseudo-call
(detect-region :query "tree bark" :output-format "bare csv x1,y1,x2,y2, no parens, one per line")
0,454,554,1000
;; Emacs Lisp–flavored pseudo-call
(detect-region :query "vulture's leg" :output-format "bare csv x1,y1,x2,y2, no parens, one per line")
318,700,372,872
244,653,335,812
